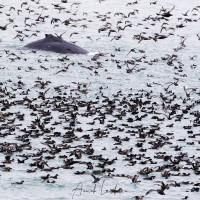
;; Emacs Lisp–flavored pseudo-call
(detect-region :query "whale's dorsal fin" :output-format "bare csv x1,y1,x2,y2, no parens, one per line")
44,34,63,43
45,34,54,38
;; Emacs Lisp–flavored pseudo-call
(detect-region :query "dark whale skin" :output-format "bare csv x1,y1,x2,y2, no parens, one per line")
24,34,89,54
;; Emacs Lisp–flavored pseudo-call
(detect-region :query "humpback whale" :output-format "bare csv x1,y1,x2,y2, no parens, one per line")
24,34,89,54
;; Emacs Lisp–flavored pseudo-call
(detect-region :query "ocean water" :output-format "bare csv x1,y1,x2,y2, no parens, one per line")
0,0,200,199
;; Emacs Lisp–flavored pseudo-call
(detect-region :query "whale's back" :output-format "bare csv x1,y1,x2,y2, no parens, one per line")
24,34,89,54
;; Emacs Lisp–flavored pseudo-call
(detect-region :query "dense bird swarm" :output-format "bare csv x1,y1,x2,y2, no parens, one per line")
0,0,200,199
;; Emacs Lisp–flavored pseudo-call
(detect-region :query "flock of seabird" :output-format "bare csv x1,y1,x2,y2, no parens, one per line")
0,0,200,199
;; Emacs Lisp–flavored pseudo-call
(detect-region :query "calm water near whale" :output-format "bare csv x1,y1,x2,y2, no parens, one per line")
1,0,200,200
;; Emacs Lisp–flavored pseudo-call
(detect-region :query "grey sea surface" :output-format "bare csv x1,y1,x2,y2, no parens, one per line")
0,0,200,200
